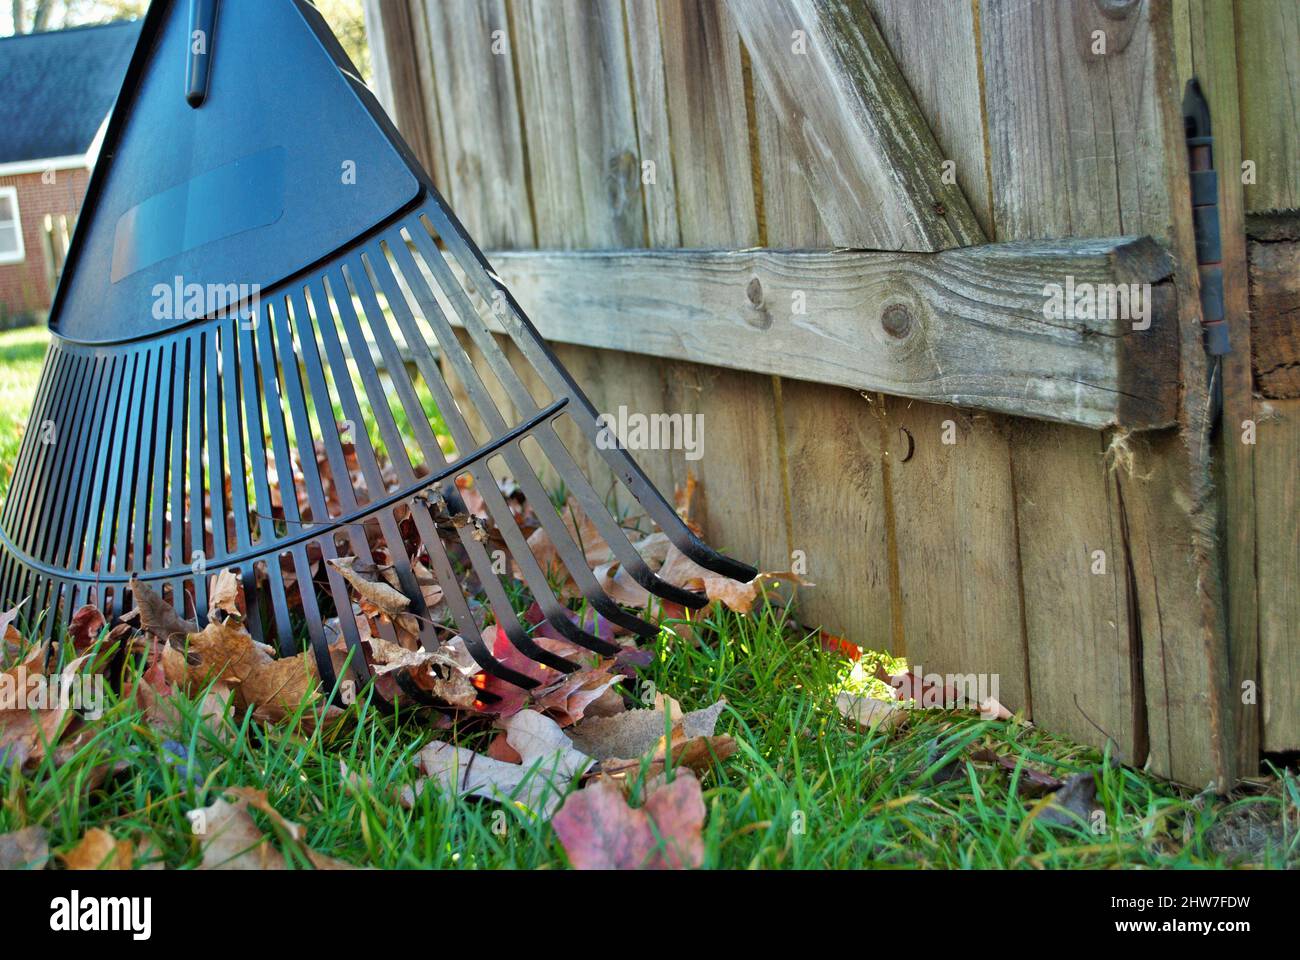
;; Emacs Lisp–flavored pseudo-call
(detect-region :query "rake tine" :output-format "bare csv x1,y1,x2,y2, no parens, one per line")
220,317,265,641
108,349,150,616
186,333,208,616
31,355,93,577
167,339,187,603
0,343,54,540
67,358,112,575
359,246,625,656
304,281,436,644
342,257,581,673
274,291,400,651
129,348,160,575
146,344,173,577
14,348,72,557
390,230,704,615
237,319,292,649
325,268,538,686
424,210,757,583
253,299,360,684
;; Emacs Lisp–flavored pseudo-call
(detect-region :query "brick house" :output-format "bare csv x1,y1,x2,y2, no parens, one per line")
0,20,140,324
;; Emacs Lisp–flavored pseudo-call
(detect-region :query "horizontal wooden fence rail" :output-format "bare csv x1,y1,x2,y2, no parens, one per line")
463,237,1180,430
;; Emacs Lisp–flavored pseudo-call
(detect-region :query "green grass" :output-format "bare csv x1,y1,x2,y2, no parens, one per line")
0,325,49,502
2,604,1295,869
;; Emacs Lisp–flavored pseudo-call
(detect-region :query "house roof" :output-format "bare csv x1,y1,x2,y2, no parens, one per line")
0,20,142,165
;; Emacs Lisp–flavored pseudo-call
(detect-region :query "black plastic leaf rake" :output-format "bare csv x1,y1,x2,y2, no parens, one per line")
0,0,754,700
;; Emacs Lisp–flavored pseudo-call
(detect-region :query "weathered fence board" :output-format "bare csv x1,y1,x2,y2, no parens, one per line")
482,241,1179,429
416,0,534,248
1174,0,1261,770
1236,0,1300,213
980,0,1227,783
728,0,982,251
1256,398,1300,751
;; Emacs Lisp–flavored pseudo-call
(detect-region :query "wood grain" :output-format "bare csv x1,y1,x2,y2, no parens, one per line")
510,0,644,248
1248,236,1300,399
1236,0,1300,213
1175,0,1261,775
416,0,534,248
1256,398,1300,751
728,0,983,251
866,0,993,238
483,240,1179,429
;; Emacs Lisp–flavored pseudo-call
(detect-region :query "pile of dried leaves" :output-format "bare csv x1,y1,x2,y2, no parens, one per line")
1,474,803,869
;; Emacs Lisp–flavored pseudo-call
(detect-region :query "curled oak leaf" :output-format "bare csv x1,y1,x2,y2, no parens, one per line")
0,826,49,870
174,617,273,691
239,653,321,725
531,664,626,727
60,828,134,870
66,605,105,654
552,769,706,870
594,558,651,608
207,569,245,622
593,734,737,784
416,709,593,816
129,577,197,644
328,556,411,618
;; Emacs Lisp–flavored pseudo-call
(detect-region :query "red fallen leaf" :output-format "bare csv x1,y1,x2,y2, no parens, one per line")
531,664,625,727
67,606,106,653
477,625,586,717
819,631,861,661
552,769,706,870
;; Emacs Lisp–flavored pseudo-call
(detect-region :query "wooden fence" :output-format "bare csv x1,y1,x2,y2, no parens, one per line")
362,0,1299,786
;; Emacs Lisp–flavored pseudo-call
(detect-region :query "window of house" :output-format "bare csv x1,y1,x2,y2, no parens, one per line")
0,187,25,265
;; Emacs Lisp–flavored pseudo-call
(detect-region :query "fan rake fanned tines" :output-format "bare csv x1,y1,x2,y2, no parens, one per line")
0,0,755,704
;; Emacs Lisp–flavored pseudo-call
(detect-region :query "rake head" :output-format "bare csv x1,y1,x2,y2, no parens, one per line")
0,0,754,700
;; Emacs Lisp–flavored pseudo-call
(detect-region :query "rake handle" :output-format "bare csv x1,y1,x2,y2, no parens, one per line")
185,0,219,108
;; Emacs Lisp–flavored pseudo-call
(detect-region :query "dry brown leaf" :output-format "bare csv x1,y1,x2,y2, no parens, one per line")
328,556,411,617
240,653,320,724
61,828,134,870
0,825,48,869
531,664,625,727
0,650,93,767
208,569,245,621
593,559,652,608
66,605,105,653
521,498,612,597
0,604,24,667
835,691,906,732
568,698,726,761
129,577,197,643
552,769,706,869
416,709,593,816
178,617,273,690
190,788,356,870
